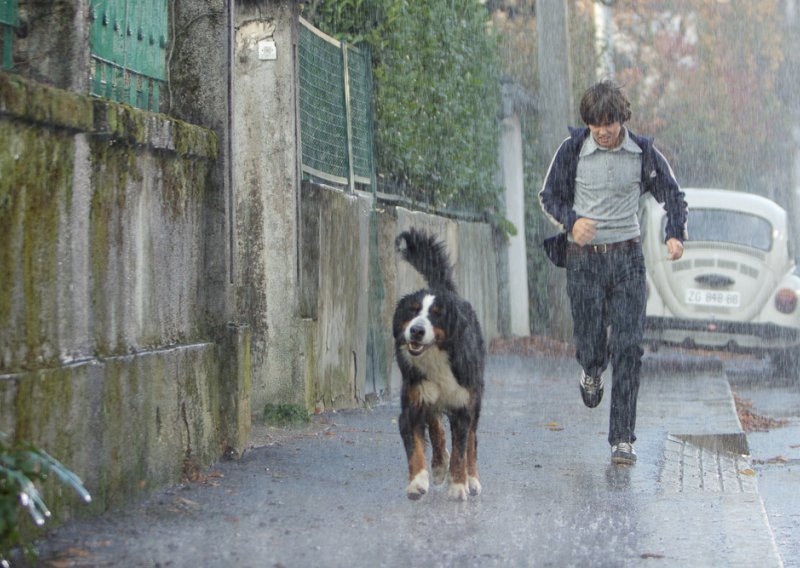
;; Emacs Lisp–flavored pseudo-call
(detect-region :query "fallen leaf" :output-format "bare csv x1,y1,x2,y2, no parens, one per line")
62,547,91,557
43,546,94,567
732,393,789,432
640,552,665,559
176,496,201,509
738,468,756,476
762,455,788,465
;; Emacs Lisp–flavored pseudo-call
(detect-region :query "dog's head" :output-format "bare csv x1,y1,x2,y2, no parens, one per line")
394,291,449,357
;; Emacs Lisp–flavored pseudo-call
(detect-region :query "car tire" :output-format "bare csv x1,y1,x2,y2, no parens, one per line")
770,348,800,380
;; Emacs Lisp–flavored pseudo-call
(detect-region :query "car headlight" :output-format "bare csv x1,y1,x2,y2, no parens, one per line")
774,288,798,314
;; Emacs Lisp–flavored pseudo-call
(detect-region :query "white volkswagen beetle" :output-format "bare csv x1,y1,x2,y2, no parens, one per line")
640,188,800,372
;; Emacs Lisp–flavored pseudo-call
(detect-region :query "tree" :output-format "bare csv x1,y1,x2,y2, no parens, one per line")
614,0,790,201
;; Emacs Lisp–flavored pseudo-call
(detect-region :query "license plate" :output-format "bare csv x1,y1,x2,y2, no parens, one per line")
685,288,741,307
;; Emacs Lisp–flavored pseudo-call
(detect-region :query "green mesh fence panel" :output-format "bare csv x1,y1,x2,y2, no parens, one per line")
346,44,373,184
89,0,167,112
298,18,373,189
0,0,16,70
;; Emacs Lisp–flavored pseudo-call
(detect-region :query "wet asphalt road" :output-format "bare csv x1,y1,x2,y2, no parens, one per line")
29,353,789,567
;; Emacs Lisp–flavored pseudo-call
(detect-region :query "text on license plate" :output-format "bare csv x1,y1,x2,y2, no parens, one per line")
685,288,740,307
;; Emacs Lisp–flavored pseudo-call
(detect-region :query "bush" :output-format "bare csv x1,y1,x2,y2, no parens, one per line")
305,0,504,215
0,432,91,566
262,404,310,426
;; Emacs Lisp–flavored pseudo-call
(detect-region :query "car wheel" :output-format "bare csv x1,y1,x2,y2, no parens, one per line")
769,348,800,380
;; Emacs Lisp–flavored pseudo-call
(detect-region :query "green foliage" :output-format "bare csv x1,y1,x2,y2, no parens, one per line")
262,404,310,426
305,0,505,215
0,432,91,565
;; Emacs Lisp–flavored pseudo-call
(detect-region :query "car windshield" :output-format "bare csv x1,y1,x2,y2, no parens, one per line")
669,208,773,251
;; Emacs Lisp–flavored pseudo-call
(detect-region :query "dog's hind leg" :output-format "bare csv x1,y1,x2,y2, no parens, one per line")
399,410,429,500
428,414,450,485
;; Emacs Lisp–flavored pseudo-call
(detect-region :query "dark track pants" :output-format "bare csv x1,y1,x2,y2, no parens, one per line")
566,242,646,446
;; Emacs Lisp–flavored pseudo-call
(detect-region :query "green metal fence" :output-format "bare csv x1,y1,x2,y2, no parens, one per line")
89,0,168,112
298,17,374,191
0,0,16,70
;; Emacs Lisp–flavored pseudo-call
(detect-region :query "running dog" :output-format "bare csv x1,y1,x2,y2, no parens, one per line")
393,229,485,501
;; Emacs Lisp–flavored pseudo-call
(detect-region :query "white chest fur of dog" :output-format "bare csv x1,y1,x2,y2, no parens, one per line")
401,343,470,409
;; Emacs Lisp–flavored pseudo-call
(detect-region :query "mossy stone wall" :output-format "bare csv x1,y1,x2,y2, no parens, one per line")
0,72,249,522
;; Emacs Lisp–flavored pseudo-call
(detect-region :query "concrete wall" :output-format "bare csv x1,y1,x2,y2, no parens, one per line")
299,184,372,411
0,73,250,520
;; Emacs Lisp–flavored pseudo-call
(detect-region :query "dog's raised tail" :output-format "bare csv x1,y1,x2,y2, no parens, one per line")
395,229,457,292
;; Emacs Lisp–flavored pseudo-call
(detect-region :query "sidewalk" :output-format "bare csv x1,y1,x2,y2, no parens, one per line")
32,353,782,567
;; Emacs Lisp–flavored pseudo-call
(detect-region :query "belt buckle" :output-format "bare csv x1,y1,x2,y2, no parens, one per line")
592,243,608,253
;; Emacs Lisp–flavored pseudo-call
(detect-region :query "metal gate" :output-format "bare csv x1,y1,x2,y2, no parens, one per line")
89,0,168,111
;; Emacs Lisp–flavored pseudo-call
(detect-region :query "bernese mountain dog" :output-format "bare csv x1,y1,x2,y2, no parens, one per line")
393,229,485,501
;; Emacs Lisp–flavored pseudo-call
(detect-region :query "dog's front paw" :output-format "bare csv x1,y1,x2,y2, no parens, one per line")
468,476,482,496
447,482,468,501
406,470,430,500
431,449,450,485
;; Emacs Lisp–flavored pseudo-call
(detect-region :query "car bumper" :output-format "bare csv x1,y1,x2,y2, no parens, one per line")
644,316,800,352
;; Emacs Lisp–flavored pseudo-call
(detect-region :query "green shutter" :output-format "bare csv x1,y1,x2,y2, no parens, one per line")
0,0,17,70
89,0,167,111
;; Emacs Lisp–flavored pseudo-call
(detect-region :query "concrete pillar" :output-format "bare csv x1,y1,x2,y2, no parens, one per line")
536,0,574,161
232,1,303,409
498,94,531,337
218,323,251,458
536,0,574,342
593,1,615,80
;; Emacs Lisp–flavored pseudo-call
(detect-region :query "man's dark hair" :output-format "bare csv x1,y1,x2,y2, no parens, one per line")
579,80,632,126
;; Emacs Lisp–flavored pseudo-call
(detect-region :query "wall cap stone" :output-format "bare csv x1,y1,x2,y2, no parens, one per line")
0,71,217,159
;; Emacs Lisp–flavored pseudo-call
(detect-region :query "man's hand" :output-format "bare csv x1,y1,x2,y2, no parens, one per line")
571,218,598,246
666,238,684,260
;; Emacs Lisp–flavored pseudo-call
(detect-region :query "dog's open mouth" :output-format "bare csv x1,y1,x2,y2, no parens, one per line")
406,341,431,356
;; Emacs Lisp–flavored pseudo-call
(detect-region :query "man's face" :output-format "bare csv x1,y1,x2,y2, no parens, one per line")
588,121,622,149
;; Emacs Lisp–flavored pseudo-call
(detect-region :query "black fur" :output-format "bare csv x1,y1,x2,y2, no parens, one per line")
393,229,485,501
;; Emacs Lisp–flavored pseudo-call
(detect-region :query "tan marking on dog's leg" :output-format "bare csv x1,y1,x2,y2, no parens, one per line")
406,432,429,500
466,427,481,496
429,415,449,485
